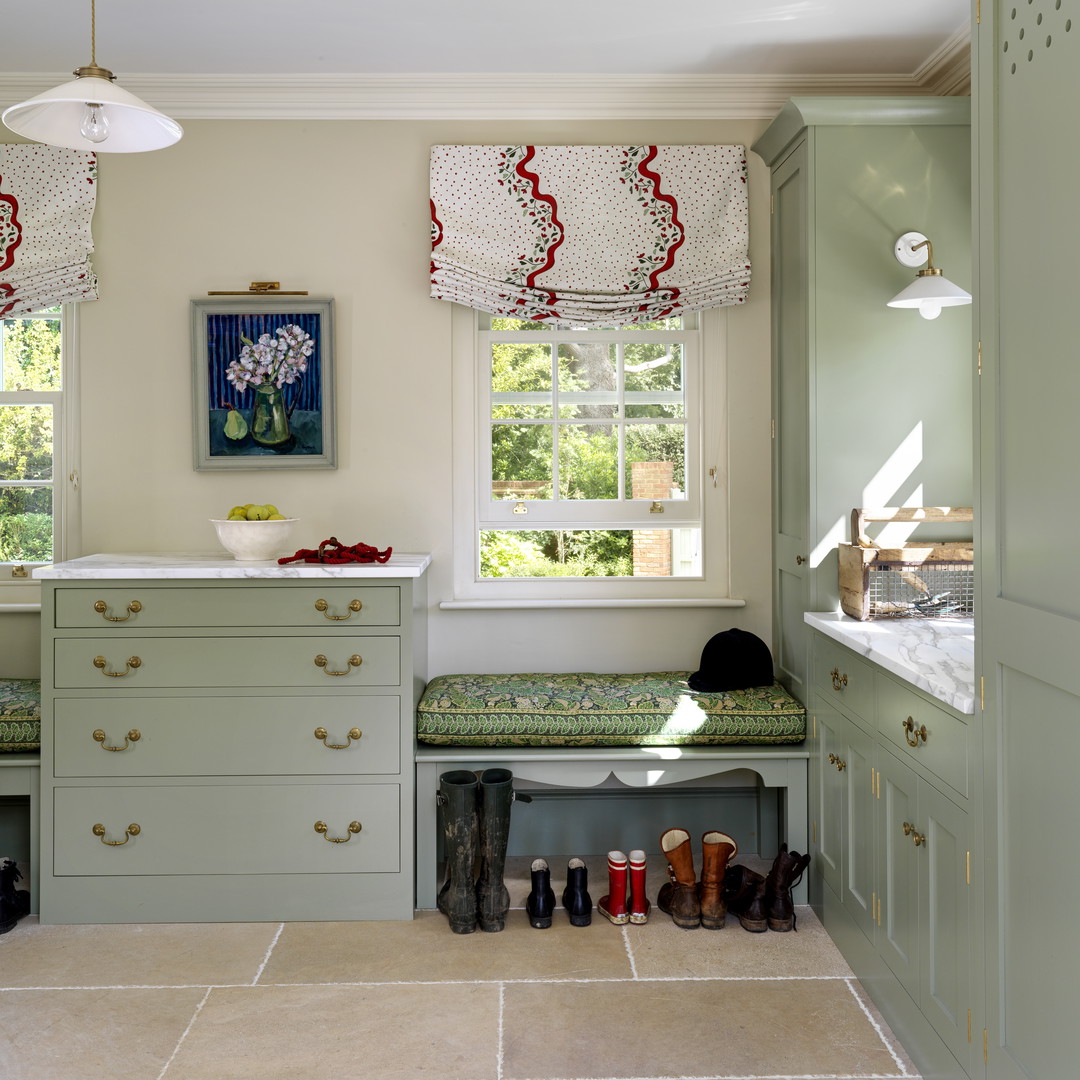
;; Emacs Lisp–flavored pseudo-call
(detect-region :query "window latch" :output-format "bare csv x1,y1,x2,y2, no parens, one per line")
11,564,28,578
650,501,665,514
512,501,528,515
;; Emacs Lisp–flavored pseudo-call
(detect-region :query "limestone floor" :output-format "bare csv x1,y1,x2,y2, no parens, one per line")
0,856,921,1080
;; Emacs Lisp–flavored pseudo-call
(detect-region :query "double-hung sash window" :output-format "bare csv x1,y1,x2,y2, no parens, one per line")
0,306,73,571
473,312,704,586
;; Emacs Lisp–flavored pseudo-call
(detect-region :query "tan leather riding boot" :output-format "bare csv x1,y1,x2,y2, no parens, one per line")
699,830,738,929
657,827,700,929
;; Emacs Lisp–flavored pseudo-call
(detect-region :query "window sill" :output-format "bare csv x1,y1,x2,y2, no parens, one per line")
439,597,746,610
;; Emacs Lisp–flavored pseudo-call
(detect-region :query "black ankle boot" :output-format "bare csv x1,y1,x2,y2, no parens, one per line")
0,858,30,935
723,863,768,932
526,858,556,928
561,857,592,926
764,844,811,931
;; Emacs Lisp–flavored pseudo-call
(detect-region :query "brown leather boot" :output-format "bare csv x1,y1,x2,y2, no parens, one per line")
723,863,768,932
657,827,700,929
698,831,737,929
764,844,812,931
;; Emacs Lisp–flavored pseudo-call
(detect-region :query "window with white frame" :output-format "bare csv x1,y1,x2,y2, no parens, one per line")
0,306,75,572
451,306,730,601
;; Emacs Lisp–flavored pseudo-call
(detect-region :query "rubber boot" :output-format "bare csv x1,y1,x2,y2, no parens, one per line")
724,863,768,931
627,849,650,925
657,827,700,928
435,770,479,934
764,843,812,932
475,768,514,932
526,858,556,928
699,831,738,929
598,850,629,925
0,858,31,935
562,858,593,927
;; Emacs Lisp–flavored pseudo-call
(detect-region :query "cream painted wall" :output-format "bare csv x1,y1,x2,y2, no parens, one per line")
12,117,775,677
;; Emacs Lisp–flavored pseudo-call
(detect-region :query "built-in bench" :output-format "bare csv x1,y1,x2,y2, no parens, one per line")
0,678,41,915
414,672,808,908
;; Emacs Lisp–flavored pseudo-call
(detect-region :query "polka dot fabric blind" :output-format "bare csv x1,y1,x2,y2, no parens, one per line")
430,144,749,327
0,146,98,317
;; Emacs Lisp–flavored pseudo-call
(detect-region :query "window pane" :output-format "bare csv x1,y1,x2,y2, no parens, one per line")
0,486,53,561
0,404,54,480
559,424,618,500
490,318,551,332
623,341,683,418
491,342,552,395
491,424,552,500
2,318,62,391
557,343,618,419
479,528,700,578
625,425,686,500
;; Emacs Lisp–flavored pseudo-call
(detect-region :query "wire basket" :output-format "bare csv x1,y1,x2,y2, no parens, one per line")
864,560,974,618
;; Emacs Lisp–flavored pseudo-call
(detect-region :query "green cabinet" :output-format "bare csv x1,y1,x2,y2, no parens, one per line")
35,559,429,923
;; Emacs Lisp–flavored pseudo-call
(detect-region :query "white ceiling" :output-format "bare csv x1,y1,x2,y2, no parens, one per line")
0,1,971,119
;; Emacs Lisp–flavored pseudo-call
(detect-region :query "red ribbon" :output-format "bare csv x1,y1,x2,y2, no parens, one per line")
278,538,393,565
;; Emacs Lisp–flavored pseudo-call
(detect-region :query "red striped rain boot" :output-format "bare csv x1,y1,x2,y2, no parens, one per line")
628,849,651,925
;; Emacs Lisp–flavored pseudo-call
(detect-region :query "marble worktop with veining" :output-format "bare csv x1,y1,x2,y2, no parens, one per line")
33,552,432,580
804,611,975,715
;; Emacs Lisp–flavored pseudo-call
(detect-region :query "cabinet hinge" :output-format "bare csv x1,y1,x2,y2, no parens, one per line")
977,0,981,25
871,766,876,796
812,714,816,739
977,340,982,376
984,1029,989,1064
771,417,776,439
812,820,817,844
876,895,882,926
980,675,985,711
966,850,972,885
770,192,775,215
876,770,881,799
968,1009,972,1043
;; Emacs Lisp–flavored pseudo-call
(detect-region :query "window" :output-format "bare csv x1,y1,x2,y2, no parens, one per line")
0,305,76,572
450,305,731,604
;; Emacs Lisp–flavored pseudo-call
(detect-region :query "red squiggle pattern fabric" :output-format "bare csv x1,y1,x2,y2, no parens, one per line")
515,146,563,310
637,146,683,298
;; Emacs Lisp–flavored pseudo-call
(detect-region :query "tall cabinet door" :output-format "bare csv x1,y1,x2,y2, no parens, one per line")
975,4,1080,1077
770,140,810,698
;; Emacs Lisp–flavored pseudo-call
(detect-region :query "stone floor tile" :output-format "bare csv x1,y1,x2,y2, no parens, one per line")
0,987,207,1080
165,983,500,1080
501,977,909,1079
262,910,634,984
0,918,279,988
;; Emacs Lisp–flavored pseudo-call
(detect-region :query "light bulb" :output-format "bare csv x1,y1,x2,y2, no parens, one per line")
918,301,942,320
79,102,110,144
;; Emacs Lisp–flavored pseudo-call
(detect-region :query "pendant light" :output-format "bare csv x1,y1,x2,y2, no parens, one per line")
886,232,971,320
2,0,182,153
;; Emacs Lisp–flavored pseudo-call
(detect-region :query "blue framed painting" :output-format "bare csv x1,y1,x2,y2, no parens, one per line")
191,296,336,470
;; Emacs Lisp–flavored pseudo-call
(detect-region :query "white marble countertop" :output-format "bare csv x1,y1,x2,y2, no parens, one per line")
805,611,975,715
33,552,432,580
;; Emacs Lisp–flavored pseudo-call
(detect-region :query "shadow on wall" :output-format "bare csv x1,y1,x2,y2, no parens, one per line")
0,611,40,678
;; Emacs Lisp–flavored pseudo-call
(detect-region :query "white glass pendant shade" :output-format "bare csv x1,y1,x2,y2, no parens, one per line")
886,273,972,320
2,74,183,153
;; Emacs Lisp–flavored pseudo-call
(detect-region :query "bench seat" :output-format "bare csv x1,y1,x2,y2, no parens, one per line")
416,672,805,747
0,678,41,753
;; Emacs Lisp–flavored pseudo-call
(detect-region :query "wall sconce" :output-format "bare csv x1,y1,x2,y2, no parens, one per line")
886,232,971,320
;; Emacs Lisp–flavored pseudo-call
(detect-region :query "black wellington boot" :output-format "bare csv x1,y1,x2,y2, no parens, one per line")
723,863,768,932
763,843,812,932
526,858,556,928
562,857,593,926
0,858,30,935
436,770,479,934
476,768,514,932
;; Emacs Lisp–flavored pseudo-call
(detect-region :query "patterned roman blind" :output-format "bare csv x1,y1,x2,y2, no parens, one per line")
430,144,749,327
0,145,98,317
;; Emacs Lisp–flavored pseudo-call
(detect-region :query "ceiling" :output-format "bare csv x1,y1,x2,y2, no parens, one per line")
0,1,972,119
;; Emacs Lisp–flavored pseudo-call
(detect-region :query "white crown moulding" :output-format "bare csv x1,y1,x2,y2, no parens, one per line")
0,44,970,122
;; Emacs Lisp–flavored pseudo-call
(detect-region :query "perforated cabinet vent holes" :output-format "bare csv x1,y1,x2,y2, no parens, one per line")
1003,0,1072,74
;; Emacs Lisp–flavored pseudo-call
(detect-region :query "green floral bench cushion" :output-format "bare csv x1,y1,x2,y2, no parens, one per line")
416,672,805,747
0,679,41,753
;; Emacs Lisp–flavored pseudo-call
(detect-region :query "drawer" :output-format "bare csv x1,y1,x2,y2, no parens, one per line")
53,695,401,777
875,674,969,798
53,586,401,629
53,783,400,876
53,636,401,689
812,634,875,725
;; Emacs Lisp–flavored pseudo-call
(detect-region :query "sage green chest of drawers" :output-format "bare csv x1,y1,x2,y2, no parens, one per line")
34,554,430,924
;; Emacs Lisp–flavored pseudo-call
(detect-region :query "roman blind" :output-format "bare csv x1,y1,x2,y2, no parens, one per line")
430,144,749,327
0,145,98,317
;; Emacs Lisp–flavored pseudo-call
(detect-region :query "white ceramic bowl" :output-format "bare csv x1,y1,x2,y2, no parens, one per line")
210,518,299,562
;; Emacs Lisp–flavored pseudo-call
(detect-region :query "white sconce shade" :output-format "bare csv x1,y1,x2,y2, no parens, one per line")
2,74,183,153
887,231,971,320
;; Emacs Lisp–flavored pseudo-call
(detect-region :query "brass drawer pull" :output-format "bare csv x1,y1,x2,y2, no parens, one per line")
93,728,141,751
796,554,806,565
912,829,926,847
93,822,141,846
94,599,142,622
93,655,142,678
314,598,363,621
902,716,929,747
314,654,363,676
830,668,848,691
314,820,362,843
314,726,363,749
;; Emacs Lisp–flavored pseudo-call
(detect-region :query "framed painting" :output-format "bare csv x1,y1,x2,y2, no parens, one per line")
192,296,336,470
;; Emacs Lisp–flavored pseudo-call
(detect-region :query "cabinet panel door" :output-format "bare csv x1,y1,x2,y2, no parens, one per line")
918,781,972,1071
842,718,876,939
814,694,845,898
878,750,919,999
